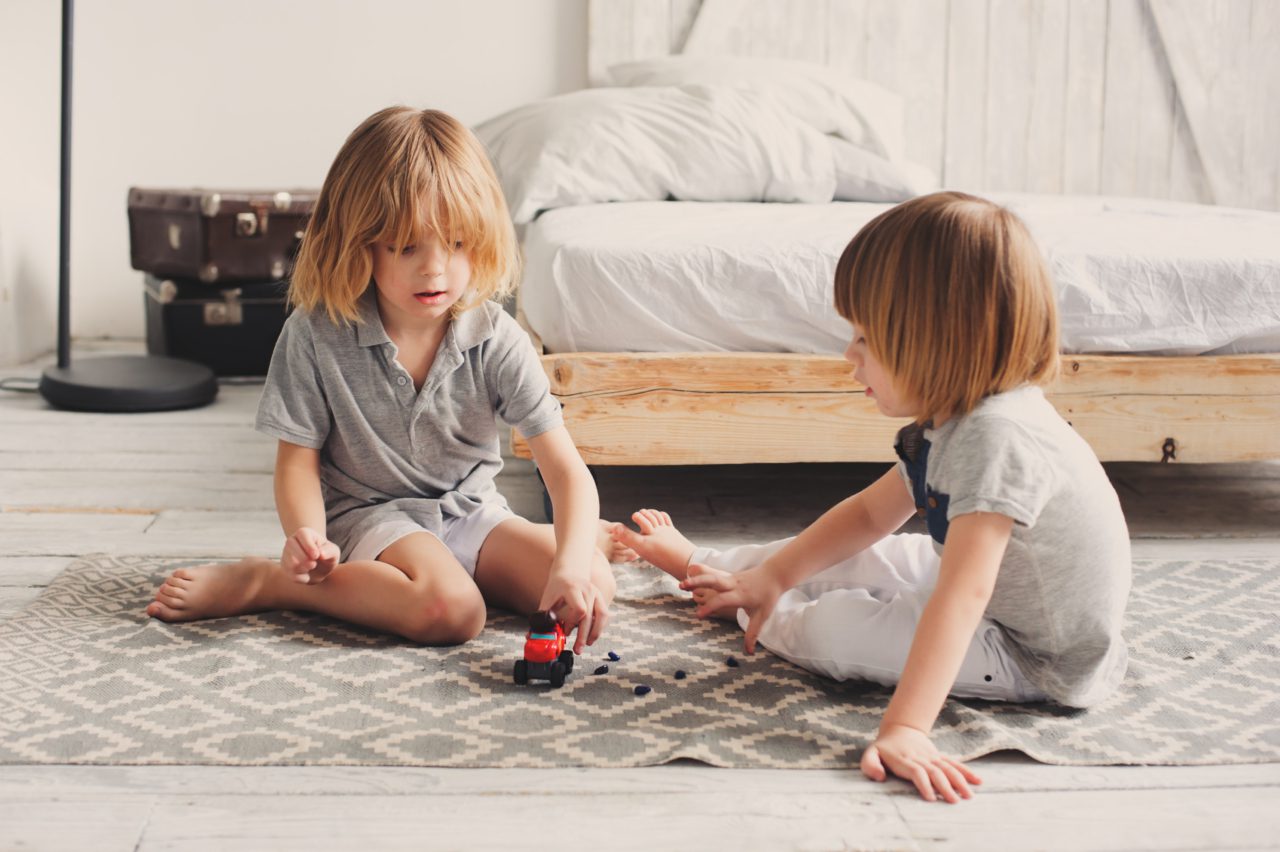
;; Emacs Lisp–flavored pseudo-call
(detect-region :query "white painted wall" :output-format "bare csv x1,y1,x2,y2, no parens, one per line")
0,0,587,363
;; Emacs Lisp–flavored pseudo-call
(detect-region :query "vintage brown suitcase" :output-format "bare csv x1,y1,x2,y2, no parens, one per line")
144,274,290,376
128,187,317,284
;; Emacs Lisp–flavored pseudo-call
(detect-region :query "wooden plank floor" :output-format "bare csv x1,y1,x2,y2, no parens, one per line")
2,343,1279,851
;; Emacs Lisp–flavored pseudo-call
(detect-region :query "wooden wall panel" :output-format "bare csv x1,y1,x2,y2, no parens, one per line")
683,0,828,60
1101,0,1169,199
1024,0,1070,194
943,0,989,190
825,0,870,81
587,0,1280,211
587,0,674,85
1061,0,1109,195
863,0,948,174
985,0,1037,191
1248,0,1280,210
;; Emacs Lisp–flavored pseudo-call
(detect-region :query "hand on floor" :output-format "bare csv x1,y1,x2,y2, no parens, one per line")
861,723,981,803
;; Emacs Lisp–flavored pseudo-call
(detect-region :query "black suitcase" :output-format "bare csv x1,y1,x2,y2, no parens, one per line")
128,187,317,283
144,274,290,376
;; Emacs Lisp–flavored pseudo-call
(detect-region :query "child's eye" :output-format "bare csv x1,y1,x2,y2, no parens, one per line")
400,245,416,256
452,240,464,250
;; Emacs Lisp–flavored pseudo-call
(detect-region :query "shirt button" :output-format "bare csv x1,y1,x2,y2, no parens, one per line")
916,507,926,518
397,376,408,387
927,496,938,508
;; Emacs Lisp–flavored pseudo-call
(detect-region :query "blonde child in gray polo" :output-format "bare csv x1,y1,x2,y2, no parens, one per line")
255,286,563,561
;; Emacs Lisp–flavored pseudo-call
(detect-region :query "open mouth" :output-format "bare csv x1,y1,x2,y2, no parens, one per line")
414,290,447,303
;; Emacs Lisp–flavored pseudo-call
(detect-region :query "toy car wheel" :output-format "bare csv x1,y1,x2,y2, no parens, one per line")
559,650,574,673
549,660,566,688
513,659,529,685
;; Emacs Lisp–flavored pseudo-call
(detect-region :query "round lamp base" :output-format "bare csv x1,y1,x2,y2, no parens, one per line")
39,355,218,412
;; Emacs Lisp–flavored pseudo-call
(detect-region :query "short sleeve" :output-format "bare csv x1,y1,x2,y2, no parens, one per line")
254,312,331,449
941,417,1053,528
484,311,563,439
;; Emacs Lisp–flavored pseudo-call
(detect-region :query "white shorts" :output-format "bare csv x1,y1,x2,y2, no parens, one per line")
345,502,515,576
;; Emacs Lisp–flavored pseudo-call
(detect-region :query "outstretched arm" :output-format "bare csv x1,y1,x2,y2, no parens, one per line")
683,466,917,652
862,511,1013,803
525,425,604,652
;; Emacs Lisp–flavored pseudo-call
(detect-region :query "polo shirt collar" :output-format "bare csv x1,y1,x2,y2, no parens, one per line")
355,286,390,348
354,285,496,352
450,301,497,352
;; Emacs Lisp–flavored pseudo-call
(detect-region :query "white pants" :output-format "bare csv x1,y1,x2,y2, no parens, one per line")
689,534,1046,702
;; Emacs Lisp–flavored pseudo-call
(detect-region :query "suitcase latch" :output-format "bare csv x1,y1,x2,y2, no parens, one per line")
235,211,261,238
156,278,179,304
204,289,244,326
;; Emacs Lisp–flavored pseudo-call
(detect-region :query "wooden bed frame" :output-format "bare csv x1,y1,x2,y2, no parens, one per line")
512,349,1280,465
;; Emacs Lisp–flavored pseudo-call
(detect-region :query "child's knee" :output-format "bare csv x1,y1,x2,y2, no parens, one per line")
405,584,486,645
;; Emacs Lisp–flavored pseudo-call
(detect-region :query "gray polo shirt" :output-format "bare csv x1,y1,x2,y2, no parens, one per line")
255,288,563,557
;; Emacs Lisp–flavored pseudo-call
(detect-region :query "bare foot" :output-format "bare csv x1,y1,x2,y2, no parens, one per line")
609,509,697,579
597,519,638,563
145,557,277,622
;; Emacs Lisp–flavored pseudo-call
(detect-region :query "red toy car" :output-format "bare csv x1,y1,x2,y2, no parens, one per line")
513,610,575,688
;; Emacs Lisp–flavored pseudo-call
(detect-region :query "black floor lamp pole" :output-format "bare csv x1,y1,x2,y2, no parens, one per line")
39,0,218,412
56,0,72,369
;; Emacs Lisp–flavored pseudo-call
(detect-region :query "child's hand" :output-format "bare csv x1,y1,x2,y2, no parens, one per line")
861,723,981,803
539,572,605,654
281,526,339,584
679,563,786,654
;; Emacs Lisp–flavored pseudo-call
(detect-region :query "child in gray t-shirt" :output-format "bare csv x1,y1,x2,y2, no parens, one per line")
612,191,1131,804
147,107,631,653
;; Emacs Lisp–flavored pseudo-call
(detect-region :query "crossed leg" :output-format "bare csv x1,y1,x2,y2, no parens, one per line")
148,518,623,647
146,532,487,644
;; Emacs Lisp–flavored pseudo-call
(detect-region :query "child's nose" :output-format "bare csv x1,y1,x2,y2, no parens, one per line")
420,249,446,276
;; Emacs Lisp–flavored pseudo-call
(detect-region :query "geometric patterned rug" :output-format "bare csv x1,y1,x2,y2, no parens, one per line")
0,555,1276,767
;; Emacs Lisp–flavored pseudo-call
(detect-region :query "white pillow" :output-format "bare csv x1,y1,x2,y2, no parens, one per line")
605,55,907,163
474,86,837,224
829,138,937,203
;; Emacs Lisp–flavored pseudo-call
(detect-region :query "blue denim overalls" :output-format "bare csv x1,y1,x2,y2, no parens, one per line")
894,422,951,546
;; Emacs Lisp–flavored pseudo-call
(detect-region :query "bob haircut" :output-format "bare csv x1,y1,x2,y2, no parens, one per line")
833,191,1060,423
291,106,519,324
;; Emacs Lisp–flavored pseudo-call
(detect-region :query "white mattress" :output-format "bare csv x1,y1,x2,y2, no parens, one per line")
520,195,1280,355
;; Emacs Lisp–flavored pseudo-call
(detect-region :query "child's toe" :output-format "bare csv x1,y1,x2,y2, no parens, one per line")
146,601,177,621
613,524,642,547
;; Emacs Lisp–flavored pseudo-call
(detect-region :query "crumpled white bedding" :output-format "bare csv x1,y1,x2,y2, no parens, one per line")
520,195,1280,356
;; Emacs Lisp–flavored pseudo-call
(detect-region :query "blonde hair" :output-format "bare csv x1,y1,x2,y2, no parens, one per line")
291,106,519,324
833,191,1059,423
